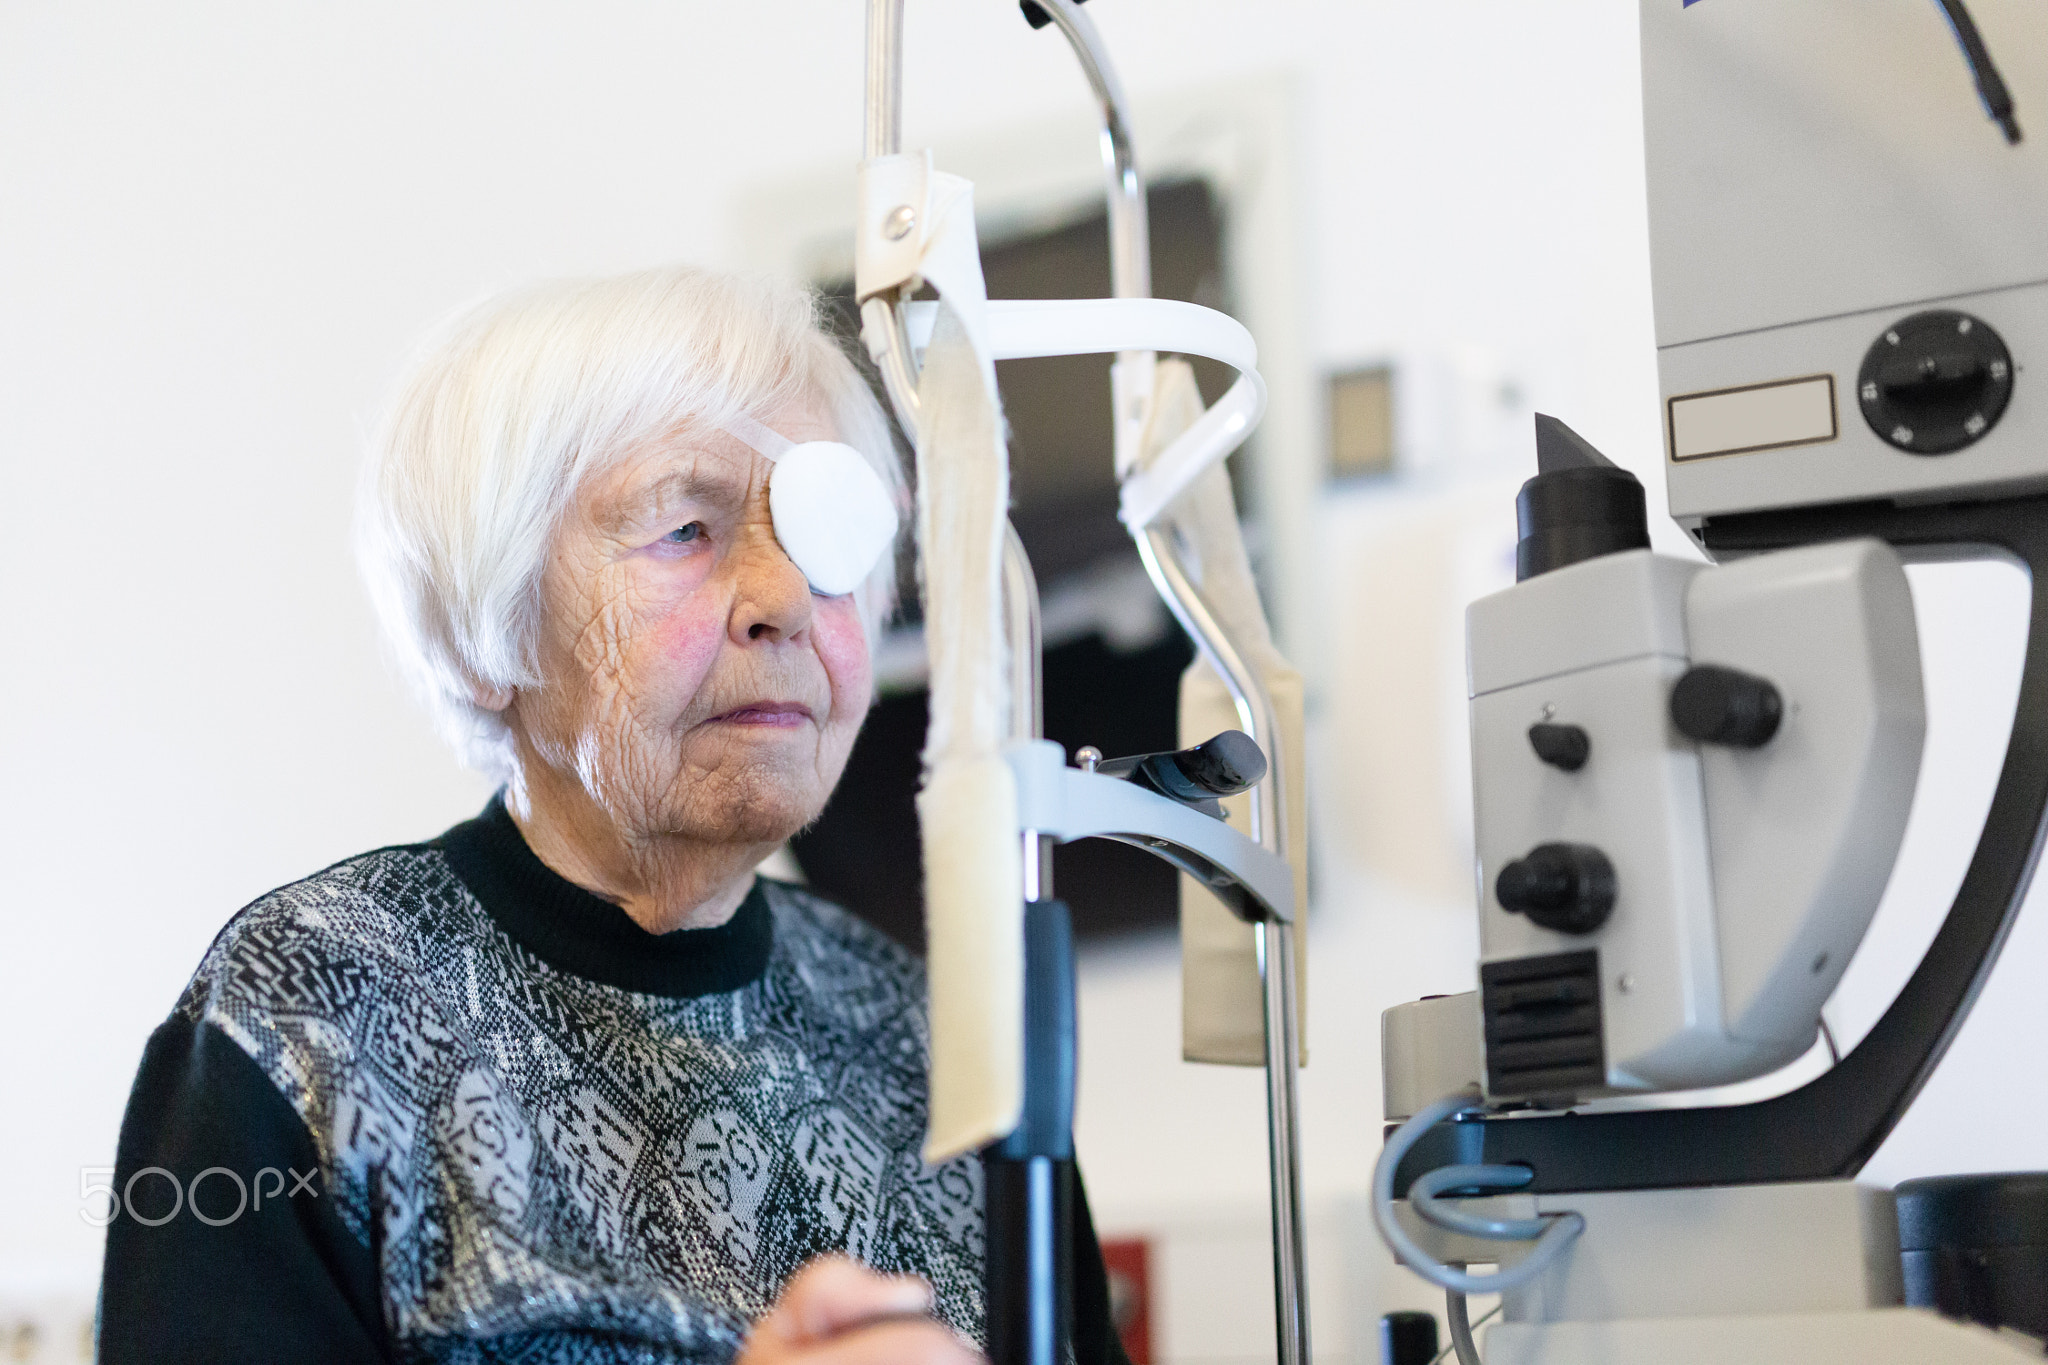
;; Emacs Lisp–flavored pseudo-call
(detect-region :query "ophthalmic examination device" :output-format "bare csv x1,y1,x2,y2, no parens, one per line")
1373,2,2048,1362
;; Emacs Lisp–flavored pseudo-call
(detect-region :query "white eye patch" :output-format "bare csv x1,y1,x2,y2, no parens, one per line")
720,415,899,597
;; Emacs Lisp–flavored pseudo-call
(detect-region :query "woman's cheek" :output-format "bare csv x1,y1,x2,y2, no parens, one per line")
648,596,725,701
813,599,872,717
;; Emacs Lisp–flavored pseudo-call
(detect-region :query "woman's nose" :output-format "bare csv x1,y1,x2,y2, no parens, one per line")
729,524,815,644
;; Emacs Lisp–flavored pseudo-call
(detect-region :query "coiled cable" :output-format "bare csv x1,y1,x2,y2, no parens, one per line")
1372,1091,1587,1362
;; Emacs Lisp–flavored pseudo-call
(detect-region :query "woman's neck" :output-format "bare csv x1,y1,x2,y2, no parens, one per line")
502,765,768,934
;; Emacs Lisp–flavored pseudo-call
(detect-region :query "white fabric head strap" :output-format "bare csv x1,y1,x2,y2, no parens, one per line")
858,153,1025,1164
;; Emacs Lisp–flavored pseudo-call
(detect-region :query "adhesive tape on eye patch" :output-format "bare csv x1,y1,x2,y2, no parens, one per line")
720,416,898,597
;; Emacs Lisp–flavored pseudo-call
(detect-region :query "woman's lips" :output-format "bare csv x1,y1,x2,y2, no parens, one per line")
709,701,815,728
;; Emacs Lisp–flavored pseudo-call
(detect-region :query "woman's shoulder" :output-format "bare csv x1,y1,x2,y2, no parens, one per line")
174,839,476,1037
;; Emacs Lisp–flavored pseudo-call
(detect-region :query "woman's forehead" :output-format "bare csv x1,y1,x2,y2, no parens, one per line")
594,437,761,530
590,398,841,527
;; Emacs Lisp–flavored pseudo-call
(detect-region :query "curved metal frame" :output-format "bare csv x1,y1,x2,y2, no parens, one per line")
1136,524,1309,1364
1006,738,1296,924
861,4,1309,1364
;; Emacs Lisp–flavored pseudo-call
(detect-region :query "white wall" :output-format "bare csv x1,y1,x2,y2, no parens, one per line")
3,4,2041,1361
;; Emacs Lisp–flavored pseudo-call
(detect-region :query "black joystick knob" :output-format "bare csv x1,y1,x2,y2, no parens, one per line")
1093,730,1268,818
1496,843,1616,935
1671,665,1783,748
1165,729,1268,797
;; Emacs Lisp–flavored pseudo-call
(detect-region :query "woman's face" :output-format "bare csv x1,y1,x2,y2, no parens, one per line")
509,398,875,849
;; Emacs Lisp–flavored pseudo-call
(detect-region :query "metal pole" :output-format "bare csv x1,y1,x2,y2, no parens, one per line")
1039,5,1308,1358
1257,919,1310,1364
862,0,923,438
1138,528,1309,1365
1009,527,1056,900
1027,0,1149,300
1030,0,1155,473
864,0,902,162
998,524,1062,1365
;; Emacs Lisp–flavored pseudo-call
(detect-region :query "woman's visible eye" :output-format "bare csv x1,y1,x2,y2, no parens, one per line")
663,522,705,545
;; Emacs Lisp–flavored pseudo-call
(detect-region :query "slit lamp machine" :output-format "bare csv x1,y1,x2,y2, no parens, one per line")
1374,2,2048,1363
835,2,2048,1364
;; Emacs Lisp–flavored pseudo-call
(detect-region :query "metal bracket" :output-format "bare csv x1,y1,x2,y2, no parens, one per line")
1005,739,1295,925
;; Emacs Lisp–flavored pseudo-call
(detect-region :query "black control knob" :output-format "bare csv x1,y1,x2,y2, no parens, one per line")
1671,665,1783,748
1528,722,1590,772
1380,1311,1440,1365
1093,730,1267,818
1513,414,1651,582
1858,310,2014,455
1496,843,1616,935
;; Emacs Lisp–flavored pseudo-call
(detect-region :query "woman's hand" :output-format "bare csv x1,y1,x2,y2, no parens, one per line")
737,1256,984,1365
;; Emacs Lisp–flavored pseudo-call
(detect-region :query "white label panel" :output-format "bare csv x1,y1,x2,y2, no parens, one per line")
1669,374,1838,461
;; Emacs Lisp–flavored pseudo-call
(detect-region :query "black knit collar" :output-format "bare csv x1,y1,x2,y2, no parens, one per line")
435,795,774,999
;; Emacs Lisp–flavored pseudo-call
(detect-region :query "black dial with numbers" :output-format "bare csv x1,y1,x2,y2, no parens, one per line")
1857,310,2015,456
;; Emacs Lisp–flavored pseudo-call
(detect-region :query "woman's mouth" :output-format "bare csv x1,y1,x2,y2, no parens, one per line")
710,701,815,728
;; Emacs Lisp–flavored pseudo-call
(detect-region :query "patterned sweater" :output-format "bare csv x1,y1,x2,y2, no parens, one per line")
100,799,1119,1364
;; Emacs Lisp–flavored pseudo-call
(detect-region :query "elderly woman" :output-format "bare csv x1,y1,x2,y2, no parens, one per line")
99,267,1126,1365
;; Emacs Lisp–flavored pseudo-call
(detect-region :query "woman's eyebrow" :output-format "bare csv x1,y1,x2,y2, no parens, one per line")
607,468,745,533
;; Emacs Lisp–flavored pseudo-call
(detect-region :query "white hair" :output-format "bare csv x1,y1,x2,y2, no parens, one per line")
357,264,903,781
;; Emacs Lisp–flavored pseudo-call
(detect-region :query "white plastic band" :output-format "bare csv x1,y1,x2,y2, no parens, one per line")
902,296,1266,530
720,414,795,462
903,296,1254,370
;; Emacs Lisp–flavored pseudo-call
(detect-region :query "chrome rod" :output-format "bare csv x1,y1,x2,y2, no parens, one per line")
1031,0,1149,301
863,294,922,436
1138,524,1309,1365
1257,920,1309,1365
862,0,921,439
1004,524,1045,744
1006,525,1053,899
1135,528,1283,856
1033,0,1154,473
864,0,903,161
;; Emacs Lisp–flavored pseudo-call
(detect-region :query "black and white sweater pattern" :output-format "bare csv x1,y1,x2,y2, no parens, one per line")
133,803,984,1363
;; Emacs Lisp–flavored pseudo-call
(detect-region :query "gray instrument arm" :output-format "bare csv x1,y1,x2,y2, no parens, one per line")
1005,739,1295,925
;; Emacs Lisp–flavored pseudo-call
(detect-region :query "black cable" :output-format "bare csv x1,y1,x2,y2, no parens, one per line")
1933,0,2022,144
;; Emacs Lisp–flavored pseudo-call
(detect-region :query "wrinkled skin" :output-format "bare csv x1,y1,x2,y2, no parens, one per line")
493,397,873,933
493,410,976,1358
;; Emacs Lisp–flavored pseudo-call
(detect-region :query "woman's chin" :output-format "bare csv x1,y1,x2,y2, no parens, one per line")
657,758,823,846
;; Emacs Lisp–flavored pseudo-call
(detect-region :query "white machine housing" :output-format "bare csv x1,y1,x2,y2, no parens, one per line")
1466,538,1924,1100
1644,0,2048,530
